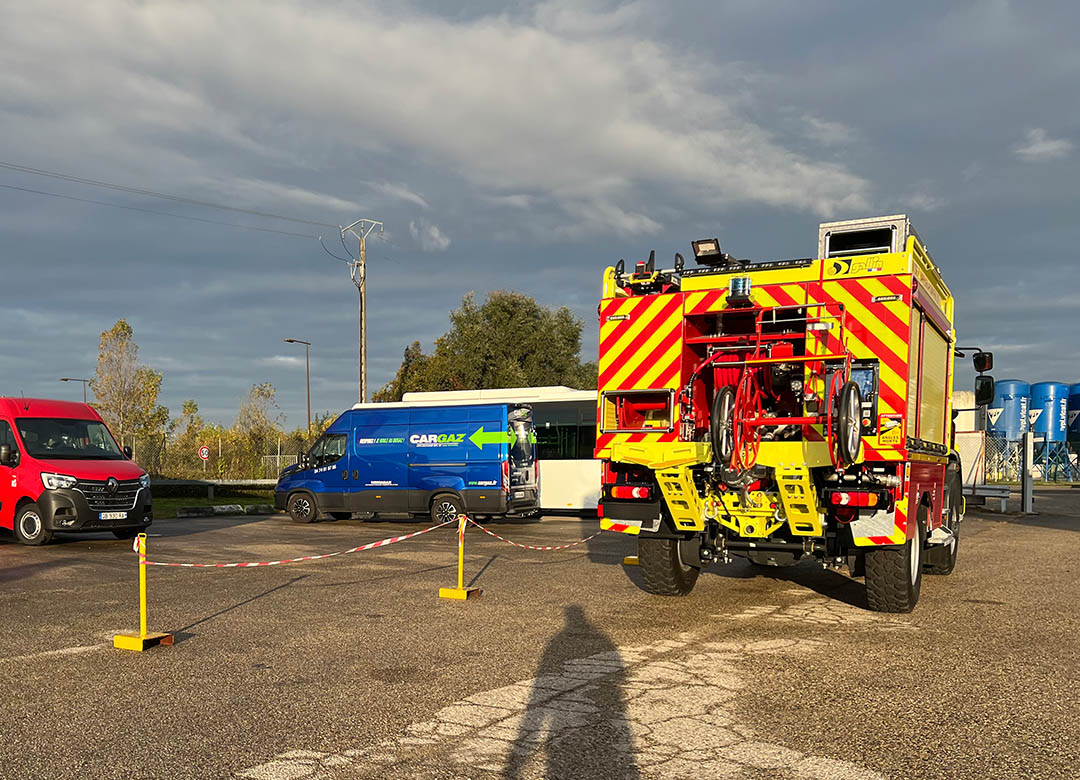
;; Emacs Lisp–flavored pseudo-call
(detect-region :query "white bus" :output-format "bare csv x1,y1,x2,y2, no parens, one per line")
401,386,599,511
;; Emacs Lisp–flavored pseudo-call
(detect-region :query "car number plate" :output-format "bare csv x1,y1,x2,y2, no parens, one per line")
100,511,128,520
513,491,524,499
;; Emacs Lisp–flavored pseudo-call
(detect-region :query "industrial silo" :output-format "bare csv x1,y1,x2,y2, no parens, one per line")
985,380,1029,482
1069,383,1080,446
1030,382,1070,481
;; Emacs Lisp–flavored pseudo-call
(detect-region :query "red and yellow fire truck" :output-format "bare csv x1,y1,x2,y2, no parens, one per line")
595,215,994,612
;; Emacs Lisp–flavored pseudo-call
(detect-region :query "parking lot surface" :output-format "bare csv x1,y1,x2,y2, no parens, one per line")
1,489,1077,780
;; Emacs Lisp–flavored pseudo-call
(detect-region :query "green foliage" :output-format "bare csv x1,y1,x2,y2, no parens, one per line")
374,291,598,402
90,318,169,446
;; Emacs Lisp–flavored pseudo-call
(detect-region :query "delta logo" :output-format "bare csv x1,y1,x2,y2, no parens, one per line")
409,433,466,446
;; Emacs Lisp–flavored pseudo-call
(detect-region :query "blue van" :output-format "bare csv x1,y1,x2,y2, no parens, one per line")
274,402,538,524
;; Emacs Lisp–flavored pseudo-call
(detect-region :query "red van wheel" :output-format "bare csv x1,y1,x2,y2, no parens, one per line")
14,503,53,546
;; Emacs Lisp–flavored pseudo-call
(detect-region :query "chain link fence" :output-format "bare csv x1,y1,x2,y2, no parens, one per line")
133,435,308,480
982,435,1078,483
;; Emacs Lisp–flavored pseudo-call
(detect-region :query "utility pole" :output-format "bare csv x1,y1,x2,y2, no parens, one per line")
339,218,383,403
59,377,90,403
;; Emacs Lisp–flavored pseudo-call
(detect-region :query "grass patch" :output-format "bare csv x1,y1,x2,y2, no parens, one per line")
152,490,275,519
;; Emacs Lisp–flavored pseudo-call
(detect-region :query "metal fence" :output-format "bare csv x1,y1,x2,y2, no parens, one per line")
133,435,308,480
983,435,1078,483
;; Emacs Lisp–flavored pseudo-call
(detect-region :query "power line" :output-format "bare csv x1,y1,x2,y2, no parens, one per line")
0,183,317,240
0,159,338,229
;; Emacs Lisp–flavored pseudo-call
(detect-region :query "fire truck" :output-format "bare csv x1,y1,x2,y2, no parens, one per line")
595,215,994,612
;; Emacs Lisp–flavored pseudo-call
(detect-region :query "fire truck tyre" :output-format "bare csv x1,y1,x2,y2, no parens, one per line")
926,464,962,575
836,380,863,466
287,492,318,524
864,505,926,613
638,538,699,596
329,512,352,521
710,386,736,467
112,529,139,539
431,494,464,525
14,503,53,546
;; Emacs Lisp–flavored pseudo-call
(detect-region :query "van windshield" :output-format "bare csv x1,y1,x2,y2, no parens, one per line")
16,418,125,460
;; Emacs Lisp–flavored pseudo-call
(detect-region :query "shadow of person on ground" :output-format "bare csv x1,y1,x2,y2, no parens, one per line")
504,604,639,780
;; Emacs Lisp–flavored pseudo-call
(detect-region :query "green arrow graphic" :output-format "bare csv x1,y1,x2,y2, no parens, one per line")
469,426,516,448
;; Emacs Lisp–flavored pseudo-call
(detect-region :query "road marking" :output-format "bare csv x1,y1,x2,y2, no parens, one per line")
727,598,916,630
235,634,886,779
0,643,107,664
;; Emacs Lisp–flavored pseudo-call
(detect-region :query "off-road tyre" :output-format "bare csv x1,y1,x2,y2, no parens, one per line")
329,512,352,521
287,492,318,524
835,380,863,467
14,503,53,545
638,537,699,596
864,505,926,612
430,494,464,525
926,463,963,575
710,386,736,467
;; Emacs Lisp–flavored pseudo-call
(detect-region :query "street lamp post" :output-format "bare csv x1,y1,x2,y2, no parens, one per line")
283,339,311,435
59,377,90,403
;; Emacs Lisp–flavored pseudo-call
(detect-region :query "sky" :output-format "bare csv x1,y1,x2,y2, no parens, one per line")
1,0,1077,427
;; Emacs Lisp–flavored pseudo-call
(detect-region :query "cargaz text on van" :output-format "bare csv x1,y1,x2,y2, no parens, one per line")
275,402,538,523
0,398,152,545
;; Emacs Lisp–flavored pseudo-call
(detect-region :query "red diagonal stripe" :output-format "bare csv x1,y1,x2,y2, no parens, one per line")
834,279,908,343
609,320,683,390
599,295,684,387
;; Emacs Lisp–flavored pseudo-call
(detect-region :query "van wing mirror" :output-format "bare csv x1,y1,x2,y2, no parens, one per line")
973,351,993,373
0,444,11,467
123,445,133,459
974,375,995,407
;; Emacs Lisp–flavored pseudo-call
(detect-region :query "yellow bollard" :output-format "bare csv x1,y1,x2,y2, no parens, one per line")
114,533,174,652
439,515,481,600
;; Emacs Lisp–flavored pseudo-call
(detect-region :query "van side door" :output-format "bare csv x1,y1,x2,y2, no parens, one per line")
350,423,410,513
0,420,21,526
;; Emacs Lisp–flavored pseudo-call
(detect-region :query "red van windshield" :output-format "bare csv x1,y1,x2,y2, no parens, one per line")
16,418,125,460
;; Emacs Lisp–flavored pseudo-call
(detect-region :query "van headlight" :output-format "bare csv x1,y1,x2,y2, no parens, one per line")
139,474,150,489
41,473,78,490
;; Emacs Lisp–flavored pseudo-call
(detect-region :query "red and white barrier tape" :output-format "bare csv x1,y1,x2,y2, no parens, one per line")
141,520,455,568
466,517,602,551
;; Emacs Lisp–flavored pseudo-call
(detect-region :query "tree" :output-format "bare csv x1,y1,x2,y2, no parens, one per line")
90,319,169,446
375,291,598,401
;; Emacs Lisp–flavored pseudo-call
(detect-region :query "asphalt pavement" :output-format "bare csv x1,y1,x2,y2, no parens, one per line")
0,489,1077,780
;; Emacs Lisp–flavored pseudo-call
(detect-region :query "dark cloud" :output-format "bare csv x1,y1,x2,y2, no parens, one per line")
0,0,1076,425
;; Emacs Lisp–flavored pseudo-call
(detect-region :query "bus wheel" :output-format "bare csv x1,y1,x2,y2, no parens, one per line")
865,505,926,612
431,494,464,525
638,538,699,596
14,503,53,546
287,493,317,524
926,463,962,575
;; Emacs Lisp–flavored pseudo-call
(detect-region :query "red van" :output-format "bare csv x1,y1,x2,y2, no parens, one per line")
0,398,152,545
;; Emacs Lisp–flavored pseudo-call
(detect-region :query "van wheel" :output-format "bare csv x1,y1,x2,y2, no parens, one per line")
638,538,699,596
865,505,926,612
14,503,53,546
431,495,464,525
288,493,317,524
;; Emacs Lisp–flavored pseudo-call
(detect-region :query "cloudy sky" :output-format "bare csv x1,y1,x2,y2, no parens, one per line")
1,0,1076,426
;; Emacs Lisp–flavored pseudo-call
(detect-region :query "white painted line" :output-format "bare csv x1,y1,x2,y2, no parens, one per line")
0,643,107,664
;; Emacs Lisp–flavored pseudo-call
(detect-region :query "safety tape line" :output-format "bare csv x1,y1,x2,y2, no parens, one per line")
141,520,455,568
465,518,602,551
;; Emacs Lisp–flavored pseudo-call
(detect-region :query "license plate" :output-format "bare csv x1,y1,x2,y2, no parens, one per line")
100,512,127,520
513,491,524,499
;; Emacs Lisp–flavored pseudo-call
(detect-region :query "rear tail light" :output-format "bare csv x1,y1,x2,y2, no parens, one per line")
610,485,652,500
829,490,881,508
502,459,510,493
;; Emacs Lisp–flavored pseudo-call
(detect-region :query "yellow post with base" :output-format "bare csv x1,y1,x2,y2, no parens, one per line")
439,515,481,600
114,533,174,652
